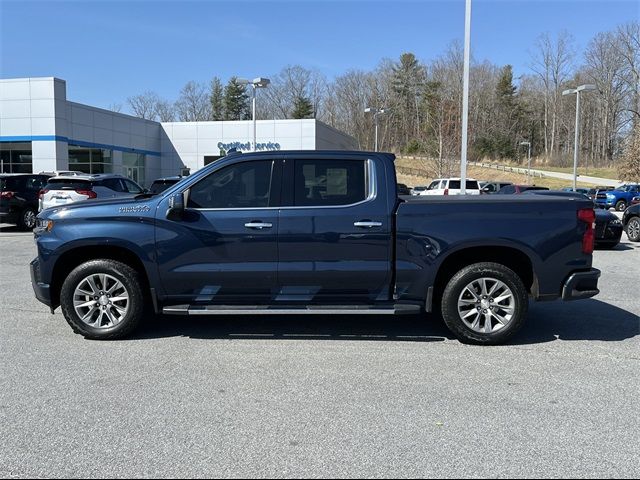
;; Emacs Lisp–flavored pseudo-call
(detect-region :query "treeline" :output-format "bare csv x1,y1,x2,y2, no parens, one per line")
123,21,639,176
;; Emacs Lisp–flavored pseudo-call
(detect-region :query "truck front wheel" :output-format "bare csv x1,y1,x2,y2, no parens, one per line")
60,260,145,340
441,262,528,345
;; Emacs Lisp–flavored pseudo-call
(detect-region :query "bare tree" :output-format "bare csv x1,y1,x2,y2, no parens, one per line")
154,99,176,122
108,103,122,113
260,65,327,119
174,81,211,122
531,31,575,158
127,91,161,120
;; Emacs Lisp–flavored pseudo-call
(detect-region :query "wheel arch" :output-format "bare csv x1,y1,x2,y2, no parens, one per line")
50,244,152,309
431,245,537,310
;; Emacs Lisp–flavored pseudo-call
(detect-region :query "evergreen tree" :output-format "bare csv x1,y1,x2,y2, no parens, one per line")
291,95,314,119
210,76,224,121
223,77,249,120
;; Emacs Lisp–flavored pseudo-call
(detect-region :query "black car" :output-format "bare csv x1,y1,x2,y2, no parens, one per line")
622,203,640,242
0,173,51,230
397,183,411,196
524,190,623,248
149,176,183,194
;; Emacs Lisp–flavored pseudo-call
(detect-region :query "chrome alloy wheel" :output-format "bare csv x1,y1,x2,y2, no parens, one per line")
457,277,515,334
628,218,640,240
24,210,36,228
73,274,130,328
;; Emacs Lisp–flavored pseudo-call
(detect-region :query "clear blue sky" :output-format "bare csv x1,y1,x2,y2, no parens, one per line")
1,0,638,111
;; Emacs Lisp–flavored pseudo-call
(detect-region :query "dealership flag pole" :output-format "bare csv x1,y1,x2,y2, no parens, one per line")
460,0,472,195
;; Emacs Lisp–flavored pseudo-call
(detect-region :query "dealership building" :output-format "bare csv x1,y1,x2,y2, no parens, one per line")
0,77,357,186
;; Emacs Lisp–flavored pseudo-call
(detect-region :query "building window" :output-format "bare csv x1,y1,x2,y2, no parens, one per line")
68,145,112,174
0,142,33,173
122,152,146,187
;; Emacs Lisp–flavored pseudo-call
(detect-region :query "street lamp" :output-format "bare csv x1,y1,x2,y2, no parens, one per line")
460,0,472,194
364,107,387,152
562,84,597,191
519,141,531,183
237,77,271,151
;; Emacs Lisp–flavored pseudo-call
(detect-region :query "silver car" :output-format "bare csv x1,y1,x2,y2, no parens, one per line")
39,174,145,211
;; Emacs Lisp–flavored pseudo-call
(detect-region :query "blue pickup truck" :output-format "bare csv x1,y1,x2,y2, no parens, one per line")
595,184,640,211
31,150,601,345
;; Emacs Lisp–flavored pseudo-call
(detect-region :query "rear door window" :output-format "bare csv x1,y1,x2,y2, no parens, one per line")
292,159,367,207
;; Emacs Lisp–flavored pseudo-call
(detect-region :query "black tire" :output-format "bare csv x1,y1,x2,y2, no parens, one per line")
441,262,529,345
626,217,640,242
60,260,145,340
615,200,627,212
18,207,37,231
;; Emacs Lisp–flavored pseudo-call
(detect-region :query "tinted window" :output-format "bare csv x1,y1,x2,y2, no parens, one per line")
123,179,143,194
100,178,126,192
448,180,479,190
294,159,366,206
150,181,176,194
44,178,92,190
26,176,47,190
497,185,515,194
188,160,273,209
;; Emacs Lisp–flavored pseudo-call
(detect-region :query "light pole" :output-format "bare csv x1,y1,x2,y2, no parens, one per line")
519,141,531,183
562,84,597,191
460,0,472,194
238,77,270,151
364,107,387,152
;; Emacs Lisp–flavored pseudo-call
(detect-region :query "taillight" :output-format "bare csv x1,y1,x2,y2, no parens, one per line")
443,188,449,196
1,191,15,199
578,208,596,254
76,189,97,199
38,189,49,200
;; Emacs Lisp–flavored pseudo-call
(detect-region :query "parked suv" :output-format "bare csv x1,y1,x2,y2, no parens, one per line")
595,184,640,211
422,178,481,195
39,174,145,211
0,173,51,229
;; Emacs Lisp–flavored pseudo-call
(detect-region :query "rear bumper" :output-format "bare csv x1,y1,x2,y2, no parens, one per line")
561,268,600,301
30,257,53,308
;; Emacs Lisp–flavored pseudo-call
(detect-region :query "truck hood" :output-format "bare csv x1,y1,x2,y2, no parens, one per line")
39,195,160,219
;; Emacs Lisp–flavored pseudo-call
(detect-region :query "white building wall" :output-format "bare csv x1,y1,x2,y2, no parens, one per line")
1,77,357,181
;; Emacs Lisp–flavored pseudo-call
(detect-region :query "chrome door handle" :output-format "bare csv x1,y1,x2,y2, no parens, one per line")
244,222,273,230
354,221,383,228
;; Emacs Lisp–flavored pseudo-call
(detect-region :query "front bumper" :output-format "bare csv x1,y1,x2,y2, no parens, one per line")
561,268,601,301
595,199,615,208
30,257,53,309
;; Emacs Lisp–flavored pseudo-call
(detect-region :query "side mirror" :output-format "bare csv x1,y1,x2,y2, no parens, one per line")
481,186,492,194
168,192,185,215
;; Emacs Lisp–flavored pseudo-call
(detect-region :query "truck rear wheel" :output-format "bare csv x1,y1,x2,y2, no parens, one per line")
441,262,528,345
60,260,145,340
615,200,627,211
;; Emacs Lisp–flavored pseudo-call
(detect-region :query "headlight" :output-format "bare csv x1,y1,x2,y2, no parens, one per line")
36,219,54,231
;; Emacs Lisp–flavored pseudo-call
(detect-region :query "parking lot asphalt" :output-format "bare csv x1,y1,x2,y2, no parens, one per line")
0,223,638,479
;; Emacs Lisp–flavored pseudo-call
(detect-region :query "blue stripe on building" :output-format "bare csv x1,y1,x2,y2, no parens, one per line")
0,135,161,157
